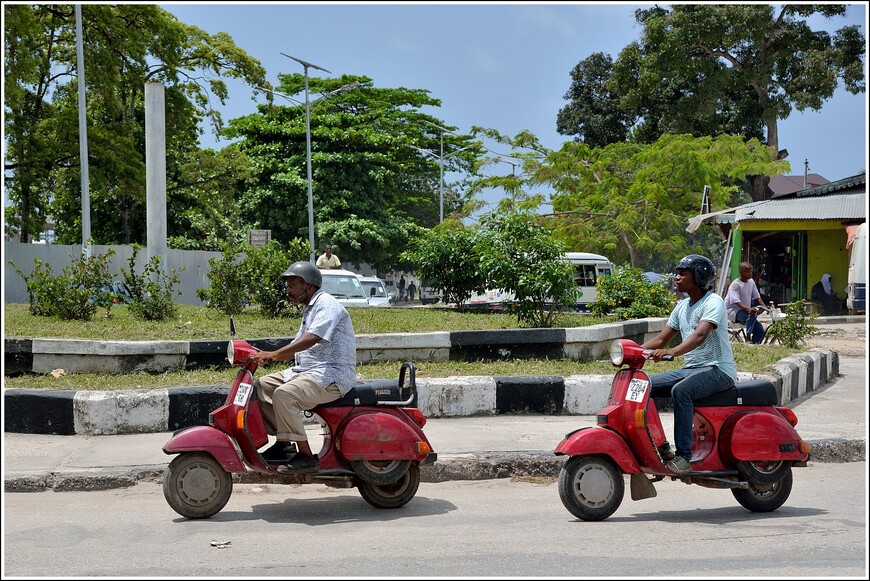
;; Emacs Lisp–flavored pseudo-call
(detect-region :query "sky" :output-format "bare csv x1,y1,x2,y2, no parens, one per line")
159,1,868,216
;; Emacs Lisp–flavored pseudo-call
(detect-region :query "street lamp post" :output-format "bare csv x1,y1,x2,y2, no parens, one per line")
281,53,332,264
408,142,475,223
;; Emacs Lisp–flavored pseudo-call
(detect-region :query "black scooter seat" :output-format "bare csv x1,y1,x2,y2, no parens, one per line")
694,379,777,407
319,379,407,407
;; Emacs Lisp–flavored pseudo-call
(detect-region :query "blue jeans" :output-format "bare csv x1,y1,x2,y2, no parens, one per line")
735,309,765,344
648,366,735,461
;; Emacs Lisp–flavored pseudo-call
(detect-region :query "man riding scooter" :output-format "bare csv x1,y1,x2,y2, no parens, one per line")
641,254,737,474
251,260,358,474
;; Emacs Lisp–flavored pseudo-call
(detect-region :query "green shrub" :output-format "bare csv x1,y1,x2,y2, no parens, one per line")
766,300,818,348
244,239,308,318
122,246,181,321
9,246,116,321
196,244,249,315
591,266,675,320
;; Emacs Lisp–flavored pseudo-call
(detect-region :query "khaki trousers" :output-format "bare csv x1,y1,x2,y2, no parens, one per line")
255,371,341,441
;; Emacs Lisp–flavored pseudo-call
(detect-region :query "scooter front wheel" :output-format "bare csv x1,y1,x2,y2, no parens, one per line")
558,455,624,521
357,463,420,509
163,452,233,519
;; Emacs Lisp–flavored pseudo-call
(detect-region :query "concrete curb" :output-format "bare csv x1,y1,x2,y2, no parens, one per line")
3,349,840,435
5,439,863,493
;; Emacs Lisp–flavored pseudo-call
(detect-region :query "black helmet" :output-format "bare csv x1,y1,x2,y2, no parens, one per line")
675,254,716,290
281,261,322,288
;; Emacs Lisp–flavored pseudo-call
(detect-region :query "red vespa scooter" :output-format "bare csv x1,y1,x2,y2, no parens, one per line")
554,338,811,521
162,319,436,519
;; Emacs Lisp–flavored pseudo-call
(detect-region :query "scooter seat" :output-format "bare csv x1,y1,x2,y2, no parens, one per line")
695,379,777,407
320,379,406,407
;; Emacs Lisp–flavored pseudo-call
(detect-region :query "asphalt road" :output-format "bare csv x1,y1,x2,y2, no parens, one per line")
2,462,865,578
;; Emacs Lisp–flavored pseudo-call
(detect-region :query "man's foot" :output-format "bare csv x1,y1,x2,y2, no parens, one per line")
665,456,691,474
277,453,319,474
260,441,297,463
657,442,675,462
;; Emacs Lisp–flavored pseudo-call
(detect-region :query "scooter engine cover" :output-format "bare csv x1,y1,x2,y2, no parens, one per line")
339,411,425,460
721,411,808,462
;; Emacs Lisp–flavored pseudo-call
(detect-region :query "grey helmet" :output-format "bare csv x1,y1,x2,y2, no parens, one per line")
675,254,716,290
281,261,322,288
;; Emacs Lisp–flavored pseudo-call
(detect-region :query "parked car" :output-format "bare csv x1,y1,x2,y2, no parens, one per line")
318,269,371,308
357,275,393,307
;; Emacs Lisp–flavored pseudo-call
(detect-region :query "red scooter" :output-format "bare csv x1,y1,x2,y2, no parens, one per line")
554,338,811,521
162,319,436,519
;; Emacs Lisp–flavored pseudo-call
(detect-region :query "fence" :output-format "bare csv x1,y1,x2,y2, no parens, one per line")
4,242,222,306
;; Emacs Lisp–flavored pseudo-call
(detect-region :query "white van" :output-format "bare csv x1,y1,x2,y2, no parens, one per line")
847,222,866,313
357,275,392,307
319,269,371,308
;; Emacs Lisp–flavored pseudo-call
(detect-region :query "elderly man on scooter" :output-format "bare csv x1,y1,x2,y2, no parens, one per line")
641,254,737,475
250,261,358,474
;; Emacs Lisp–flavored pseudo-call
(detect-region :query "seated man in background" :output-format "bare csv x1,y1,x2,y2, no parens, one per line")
725,262,768,344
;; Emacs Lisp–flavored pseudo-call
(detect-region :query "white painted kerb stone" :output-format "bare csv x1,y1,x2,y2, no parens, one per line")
73,389,168,435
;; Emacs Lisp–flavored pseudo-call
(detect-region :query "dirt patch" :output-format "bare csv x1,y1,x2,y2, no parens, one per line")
803,324,867,358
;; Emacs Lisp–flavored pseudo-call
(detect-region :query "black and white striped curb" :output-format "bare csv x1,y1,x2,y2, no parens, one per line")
3,348,839,436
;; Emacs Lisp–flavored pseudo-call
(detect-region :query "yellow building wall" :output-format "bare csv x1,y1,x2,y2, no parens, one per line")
736,219,850,300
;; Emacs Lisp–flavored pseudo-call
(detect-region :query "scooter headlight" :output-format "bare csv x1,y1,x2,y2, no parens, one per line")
227,340,235,365
609,339,624,366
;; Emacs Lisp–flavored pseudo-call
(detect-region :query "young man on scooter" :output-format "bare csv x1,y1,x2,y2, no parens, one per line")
641,254,737,475
250,261,358,474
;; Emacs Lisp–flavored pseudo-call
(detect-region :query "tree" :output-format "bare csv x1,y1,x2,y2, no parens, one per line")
476,204,577,328
557,4,866,200
401,219,484,311
4,4,267,243
471,129,788,269
225,75,482,271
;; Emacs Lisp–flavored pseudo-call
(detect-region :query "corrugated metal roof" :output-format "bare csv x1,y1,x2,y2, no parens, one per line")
734,192,866,221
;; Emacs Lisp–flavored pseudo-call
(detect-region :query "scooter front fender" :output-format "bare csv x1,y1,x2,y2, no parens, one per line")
162,425,246,473
554,426,641,473
338,411,429,461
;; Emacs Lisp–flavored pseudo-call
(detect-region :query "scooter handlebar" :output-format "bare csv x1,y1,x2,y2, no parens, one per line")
642,349,674,362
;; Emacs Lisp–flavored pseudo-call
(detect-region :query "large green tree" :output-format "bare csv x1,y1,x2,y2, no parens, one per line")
4,4,266,243
471,129,788,269
556,4,865,201
224,74,482,271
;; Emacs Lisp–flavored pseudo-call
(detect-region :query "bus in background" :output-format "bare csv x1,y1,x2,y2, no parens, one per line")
565,252,613,310
463,252,614,311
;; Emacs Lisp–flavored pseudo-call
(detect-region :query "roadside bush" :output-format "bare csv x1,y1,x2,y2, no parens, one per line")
476,207,577,328
121,246,181,321
196,244,249,315
591,266,675,320
244,239,309,318
9,247,116,321
766,300,818,348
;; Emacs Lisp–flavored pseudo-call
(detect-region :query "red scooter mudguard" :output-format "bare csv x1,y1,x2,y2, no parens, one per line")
554,426,642,473
720,411,809,463
338,411,428,461
162,425,247,473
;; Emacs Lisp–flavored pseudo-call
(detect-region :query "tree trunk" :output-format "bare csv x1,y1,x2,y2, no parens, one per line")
621,231,640,268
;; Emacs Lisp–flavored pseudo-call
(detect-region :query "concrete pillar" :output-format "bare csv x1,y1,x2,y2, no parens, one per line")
145,82,167,274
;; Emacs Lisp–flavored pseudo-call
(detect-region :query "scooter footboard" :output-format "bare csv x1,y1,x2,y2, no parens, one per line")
554,427,641,473
162,425,247,473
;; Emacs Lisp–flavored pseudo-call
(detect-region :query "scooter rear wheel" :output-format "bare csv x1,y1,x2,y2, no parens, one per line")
736,459,791,484
163,452,233,519
732,469,793,512
350,459,412,485
558,455,624,522
357,463,420,509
